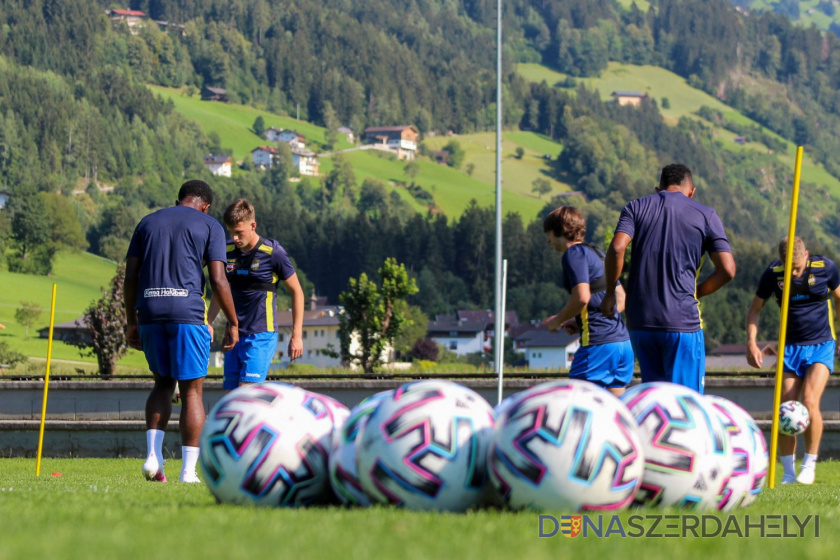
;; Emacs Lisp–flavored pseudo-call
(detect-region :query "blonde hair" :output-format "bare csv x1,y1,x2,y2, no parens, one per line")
778,236,807,263
223,198,255,227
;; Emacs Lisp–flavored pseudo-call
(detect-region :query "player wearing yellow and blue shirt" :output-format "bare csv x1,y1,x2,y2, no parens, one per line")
541,206,634,396
601,164,736,393
746,236,840,485
208,199,304,390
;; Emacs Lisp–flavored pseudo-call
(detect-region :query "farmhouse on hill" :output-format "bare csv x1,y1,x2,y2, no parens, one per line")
201,86,229,103
203,154,232,177
363,125,419,160
610,91,647,106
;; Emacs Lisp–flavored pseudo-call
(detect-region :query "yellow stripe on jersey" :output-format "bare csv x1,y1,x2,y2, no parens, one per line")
581,306,589,346
829,299,836,341
226,243,235,252
266,290,274,331
811,260,825,268
695,254,706,330
772,265,785,273
258,243,273,255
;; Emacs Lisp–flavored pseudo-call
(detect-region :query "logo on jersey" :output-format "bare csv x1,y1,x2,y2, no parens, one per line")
226,262,236,273
250,260,260,271
808,274,815,285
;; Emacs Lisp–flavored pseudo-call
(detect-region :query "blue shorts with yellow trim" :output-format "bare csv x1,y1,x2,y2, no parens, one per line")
569,339,634,388
223,331,278,390
629,330,706,393
138,323,211,381
783,340,835,377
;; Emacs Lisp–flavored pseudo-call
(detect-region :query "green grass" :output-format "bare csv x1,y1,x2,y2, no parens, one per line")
615,0,651,11
0,251,147,368
515,61,840,196
0,458,837,559
746,0,838,31
148,85,353,163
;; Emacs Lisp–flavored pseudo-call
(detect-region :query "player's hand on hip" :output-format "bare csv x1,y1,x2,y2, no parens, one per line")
746,344,763,369
223,324,239,351
288,336,303,361
126,324,142,351
599,293,617,317
207,323,214,342
560,319,580,335
541,315,559,332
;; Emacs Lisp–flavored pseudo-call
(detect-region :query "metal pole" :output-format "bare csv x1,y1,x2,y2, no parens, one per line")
497,260,508,405
493,0,504,380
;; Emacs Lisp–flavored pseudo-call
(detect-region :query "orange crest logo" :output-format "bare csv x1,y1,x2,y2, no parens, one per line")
560,515,582,537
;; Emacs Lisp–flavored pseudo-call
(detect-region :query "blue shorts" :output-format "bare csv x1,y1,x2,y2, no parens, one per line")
783,340,835,377
570,340,634,388
138,323,211,381
629,330,706,393
223,331,278,390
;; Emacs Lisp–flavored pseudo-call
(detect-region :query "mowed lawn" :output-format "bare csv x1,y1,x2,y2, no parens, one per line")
0,458,836,560
0,251,147,368
516,62,840,196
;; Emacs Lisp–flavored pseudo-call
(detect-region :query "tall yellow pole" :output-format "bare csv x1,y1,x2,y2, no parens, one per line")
35,283,57,476
768,146,803,489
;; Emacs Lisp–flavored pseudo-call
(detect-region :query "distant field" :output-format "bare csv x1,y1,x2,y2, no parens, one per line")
616,0,651,11
0,251,147,368
515,61,840,196
744,0,837,31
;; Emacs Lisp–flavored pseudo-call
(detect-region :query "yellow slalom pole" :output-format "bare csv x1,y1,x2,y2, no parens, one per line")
35,284,57,477
768,146,803,489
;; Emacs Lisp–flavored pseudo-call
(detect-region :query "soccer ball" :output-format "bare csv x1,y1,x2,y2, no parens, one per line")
199,383,332,507
328,390,393,505
357,380,495,511
489,379,645,511
705,395,768,511
779,400,810,436
301,389,351,446
621,382,733,510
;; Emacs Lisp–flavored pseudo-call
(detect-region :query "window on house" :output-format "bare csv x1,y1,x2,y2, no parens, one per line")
303,331,307,339
307,350,311,357
278,333,284,342
449,341,457,350
321,329,325,337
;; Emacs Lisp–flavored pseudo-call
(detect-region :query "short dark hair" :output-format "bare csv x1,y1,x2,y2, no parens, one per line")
178,179,214,205
223,198,255,227
543,206,586,242
659,164,692,190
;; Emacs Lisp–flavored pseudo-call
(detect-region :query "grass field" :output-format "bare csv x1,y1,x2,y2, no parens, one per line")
0,458,835,559
515,61,840,196
745,0,838,31
0,251,147,368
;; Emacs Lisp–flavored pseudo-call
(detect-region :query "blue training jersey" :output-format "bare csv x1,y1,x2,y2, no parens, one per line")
126,205,227,325
756,256,840,345
615,190,731,332
561,244,629,346
225,237,296,336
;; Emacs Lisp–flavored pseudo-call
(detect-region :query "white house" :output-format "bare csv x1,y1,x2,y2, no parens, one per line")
266,128,305,150
363,125,419,160
265,127,284,142
251,146,278,168
0,189,10,209
426,315,487,356
203,154,232,177
292,148,319,176
337,126,354,143
515,328,580,370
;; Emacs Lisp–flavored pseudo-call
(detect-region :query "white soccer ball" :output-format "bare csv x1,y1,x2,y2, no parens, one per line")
621,382,734,510
489,379,645,511
705,395,768,511
357,380,495,511
328,390,393,505
779,400,810,436
199,383,332,507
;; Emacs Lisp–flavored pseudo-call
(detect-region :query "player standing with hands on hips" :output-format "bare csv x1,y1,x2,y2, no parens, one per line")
208,198,305,390
124,180,239,483
600,164,736,393
746,236,840,484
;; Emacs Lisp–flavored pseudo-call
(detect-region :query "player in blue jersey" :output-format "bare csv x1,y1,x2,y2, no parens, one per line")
208,198,304,390
124,179,239,483
541,206,634,396
746,237,840,484
600,164,736,393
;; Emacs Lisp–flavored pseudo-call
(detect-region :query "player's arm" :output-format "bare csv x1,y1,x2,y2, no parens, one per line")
615,283,627,314
832,284,840,340
282,272,305,360
123,257,142,350
208,260,239,350
542,283,590,332
745,295,768,369
696,251,736,298
600,232,631,317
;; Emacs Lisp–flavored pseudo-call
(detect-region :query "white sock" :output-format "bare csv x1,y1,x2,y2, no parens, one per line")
181,446,200,479
802,453,818,469
781,454,795,477
146,429,165,465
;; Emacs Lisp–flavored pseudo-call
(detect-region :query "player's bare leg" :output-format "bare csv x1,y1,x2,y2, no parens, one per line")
143,374,177,481
797,364,829,484
779,373,802,484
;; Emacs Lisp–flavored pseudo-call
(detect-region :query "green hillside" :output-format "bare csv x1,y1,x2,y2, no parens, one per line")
737,0,839,31
516,61,840,196
149,84,572,221
0,252,147,368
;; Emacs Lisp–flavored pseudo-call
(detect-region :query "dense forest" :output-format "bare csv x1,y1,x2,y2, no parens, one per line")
0,0,838,353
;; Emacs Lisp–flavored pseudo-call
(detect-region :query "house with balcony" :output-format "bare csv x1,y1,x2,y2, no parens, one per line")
363,125,419,160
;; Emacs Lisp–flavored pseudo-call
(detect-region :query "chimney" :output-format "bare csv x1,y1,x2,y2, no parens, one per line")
309,292,318,311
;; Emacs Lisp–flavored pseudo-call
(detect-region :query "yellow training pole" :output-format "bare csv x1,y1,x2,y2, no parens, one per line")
768,146,803,489
35,284,57,477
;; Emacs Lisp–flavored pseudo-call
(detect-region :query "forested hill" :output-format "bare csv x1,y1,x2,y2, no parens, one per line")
1,0,840,350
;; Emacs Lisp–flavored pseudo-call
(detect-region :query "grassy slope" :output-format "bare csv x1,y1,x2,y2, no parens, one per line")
149,84,571,221
744,0,837,31
0,252,147,367
516,61,840,195
0,458,837,560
